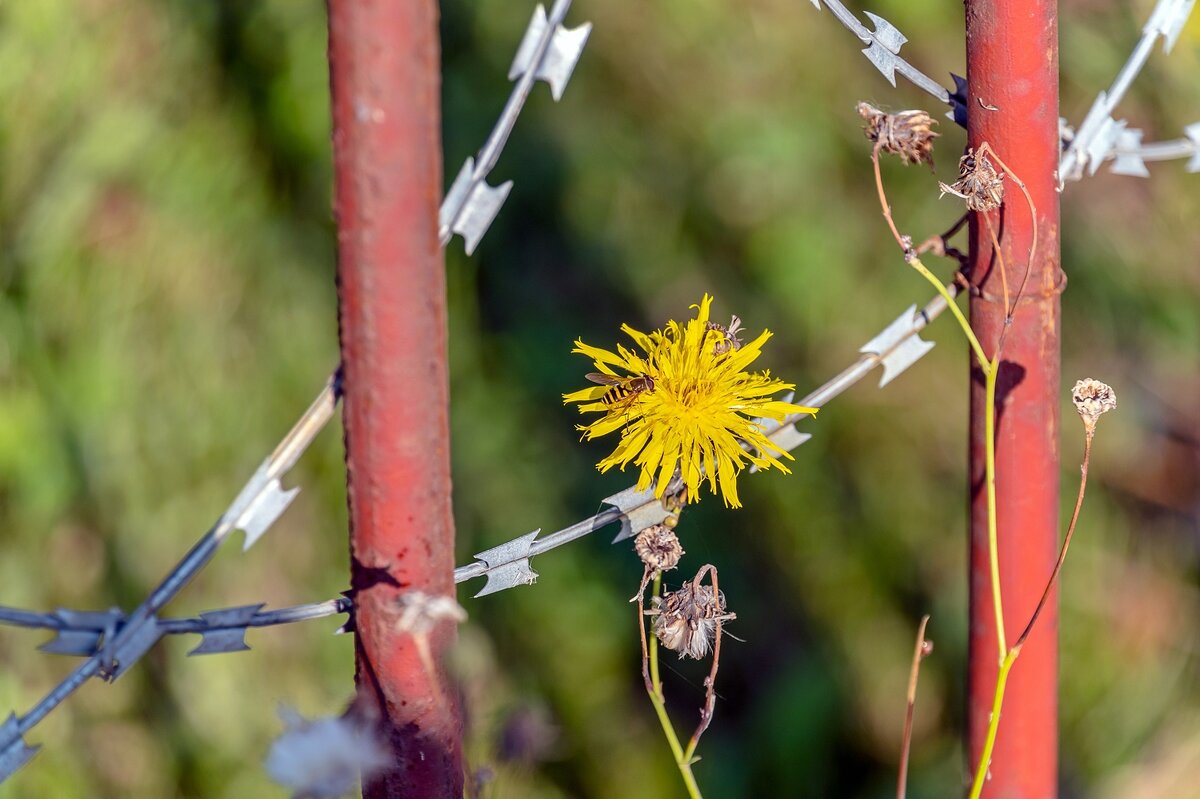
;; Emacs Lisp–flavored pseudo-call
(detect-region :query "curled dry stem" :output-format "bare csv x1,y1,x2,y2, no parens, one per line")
683,564,724,762
897,615,932,799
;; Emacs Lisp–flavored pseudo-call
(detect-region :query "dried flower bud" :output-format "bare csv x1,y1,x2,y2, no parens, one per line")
857,102,939,167
650,579,735,660
1072,378,1116,436
635,524,684,573
939,148,1004,211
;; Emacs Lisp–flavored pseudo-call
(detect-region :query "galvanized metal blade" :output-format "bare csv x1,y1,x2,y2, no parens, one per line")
509,4,592,102
861,12,907,87
470,531,541,597
859,304,935,387
602,485,672,544
188,603,266,656
0,715,38,783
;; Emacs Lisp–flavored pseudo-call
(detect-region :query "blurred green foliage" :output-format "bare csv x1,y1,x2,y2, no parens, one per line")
1,0,1198,797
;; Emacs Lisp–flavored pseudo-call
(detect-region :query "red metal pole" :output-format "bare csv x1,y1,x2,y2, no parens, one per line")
965,0,1061,796
327,1,462,796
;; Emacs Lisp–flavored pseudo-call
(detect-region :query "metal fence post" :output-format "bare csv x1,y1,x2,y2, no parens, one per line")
327,1,463,796
965,0,1062,795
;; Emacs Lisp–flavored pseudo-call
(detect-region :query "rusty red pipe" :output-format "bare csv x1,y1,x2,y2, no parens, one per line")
965,0,1062,796
328,0,463,796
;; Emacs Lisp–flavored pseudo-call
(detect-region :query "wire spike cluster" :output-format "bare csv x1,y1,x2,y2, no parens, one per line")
1058,0,1197,182
439,0,591,254
454,283,956,595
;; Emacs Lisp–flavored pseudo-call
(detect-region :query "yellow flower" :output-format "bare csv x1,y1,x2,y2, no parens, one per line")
563,295,817,508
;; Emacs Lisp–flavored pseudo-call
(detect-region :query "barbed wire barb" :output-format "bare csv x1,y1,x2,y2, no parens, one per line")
439,0,591,253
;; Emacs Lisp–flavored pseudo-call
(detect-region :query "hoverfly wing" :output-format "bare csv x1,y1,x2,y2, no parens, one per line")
585,372,621,386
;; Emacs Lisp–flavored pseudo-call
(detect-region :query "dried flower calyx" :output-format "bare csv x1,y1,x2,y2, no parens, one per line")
857,102,939,167
635,524,684,574
1072,378,1116,435
939,148,1004,211
650,576,735,660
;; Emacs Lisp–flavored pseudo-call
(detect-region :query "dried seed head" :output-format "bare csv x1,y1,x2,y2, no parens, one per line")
857,102,939,167
1072,378,1116,436
939,148,1004,211
650,580,735,660
635,524,684,573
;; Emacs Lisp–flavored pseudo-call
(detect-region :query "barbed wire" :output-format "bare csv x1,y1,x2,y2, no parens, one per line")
0,598,352,657
0,2,594,783
0,375,339,780
440,0,591,253
811,0,1198,179
810,0,968,126
1059,0,1196,182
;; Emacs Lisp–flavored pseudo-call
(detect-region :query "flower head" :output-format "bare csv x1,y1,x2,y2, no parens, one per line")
564,296,817,507
649,577,735,660
939,148,1004,211
857,102,939,167
1072,378,1116,436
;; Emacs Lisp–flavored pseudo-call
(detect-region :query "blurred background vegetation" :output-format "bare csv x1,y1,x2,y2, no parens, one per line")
0,0,1197,796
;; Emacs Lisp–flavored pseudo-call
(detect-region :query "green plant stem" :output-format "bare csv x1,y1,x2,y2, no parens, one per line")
907,257,990,371
983,359,1006,656
966,648,1017,799
645,575,703,799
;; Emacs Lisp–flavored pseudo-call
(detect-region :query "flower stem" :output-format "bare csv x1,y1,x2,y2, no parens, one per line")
907,256,991,374
644,575,703,799
966,648,1017,799
984,359,1006,656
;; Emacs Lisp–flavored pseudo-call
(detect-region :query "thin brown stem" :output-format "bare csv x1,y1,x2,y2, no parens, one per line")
684,565,723,760
976,142,1038,308
984,214,1011,321
1013,431,1094,654
896,615,931,799
637,569,654,695
872,142,911,252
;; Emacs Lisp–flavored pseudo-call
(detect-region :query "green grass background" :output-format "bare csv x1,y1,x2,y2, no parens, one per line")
0,0,1198,796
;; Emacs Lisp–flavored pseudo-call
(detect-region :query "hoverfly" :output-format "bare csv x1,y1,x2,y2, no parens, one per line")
585,372,655,412
705,315,744,356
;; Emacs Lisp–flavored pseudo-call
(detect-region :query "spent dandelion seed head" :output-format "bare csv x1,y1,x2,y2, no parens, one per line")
563,295,817,508
1072,378,1116,436
649,578,735,660
939,148,1004,211
857,101,939,167
635,524,684,574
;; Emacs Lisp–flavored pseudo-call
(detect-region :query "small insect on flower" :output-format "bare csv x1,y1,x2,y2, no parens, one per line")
564,296,818,508
706,315,744,356
585,372,656,413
